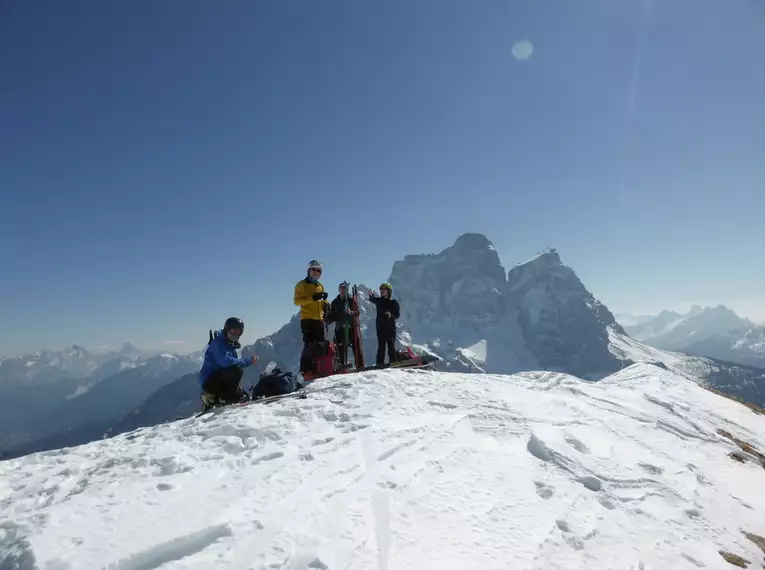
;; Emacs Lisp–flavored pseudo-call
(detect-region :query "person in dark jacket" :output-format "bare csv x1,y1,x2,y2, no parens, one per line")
368,282,400,366
199,317,258,409
327,281,358,368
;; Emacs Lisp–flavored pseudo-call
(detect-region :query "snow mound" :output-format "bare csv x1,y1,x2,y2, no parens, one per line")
2,366,765,569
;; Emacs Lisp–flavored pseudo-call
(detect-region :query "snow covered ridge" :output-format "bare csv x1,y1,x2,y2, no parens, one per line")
3,364,765,569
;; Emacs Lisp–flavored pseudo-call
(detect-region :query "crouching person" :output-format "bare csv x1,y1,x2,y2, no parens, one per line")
199,317,258,410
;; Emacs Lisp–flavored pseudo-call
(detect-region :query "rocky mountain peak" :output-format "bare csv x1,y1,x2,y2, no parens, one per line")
387,233,506,338
451,232,495,253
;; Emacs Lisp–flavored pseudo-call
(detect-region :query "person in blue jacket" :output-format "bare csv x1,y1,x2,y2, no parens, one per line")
199,317,258,408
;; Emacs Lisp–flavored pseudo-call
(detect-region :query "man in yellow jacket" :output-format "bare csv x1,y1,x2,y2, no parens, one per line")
294,259,329,379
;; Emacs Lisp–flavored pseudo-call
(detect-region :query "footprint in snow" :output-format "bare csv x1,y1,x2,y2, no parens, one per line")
564,434,590,454
578,475,603,492
527,434,553,462
251,451,284,465
428,400,459,409
637,462,663,475
107,523,232,570
0,521,38,570
311,436,335,447
681,552,706,567
534,481,555,499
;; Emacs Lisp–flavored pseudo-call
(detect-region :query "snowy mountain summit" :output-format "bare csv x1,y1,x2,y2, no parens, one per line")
389,234,626,378
3,365,765,569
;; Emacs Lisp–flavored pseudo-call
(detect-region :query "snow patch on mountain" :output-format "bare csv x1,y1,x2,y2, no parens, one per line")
614,312,655,327
3,365,765,569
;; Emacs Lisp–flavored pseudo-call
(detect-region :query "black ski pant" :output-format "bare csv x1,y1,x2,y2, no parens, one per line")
334,324,356,367
300,319,326,373
376,329,397,367
203,366,244,403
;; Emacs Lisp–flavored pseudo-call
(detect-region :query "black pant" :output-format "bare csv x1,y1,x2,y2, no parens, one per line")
376,329,397,367
300,319,326,373
334,322,356,367
203,366,244,403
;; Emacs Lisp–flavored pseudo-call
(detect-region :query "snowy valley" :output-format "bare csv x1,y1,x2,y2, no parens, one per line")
2,364,765,569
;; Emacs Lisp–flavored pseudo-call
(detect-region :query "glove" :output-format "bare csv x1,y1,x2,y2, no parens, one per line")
312,292,327,301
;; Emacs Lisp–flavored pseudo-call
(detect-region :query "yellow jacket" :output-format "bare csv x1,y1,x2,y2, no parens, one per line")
294,278,329,321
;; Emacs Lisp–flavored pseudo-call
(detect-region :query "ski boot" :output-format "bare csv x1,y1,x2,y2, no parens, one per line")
200,392,221,412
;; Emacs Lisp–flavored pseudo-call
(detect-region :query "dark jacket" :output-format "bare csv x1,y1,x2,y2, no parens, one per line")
369,294,400,333
328,295,353,328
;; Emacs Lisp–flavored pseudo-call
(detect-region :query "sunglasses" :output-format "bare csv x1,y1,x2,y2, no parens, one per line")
227,329,242,337
309,267,322,274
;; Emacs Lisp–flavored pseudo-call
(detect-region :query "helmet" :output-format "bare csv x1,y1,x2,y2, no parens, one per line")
224,317,244,334
380,282,392,293
338,280,349,291
307,259,323,271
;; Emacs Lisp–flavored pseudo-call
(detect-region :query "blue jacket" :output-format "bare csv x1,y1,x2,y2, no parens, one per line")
199,330,253,386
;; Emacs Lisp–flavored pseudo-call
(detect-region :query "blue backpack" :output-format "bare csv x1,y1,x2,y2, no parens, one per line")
252,367,299,399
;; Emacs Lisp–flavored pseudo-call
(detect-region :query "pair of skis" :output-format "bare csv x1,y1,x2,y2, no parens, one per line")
193,391,308,418
194,378,360,419
336,283,366,371
350,284,365,370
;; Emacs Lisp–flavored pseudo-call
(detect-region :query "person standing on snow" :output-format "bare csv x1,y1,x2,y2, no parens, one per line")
327,281,358,369
199,317,258,409
294,259,330,380
369,282,400,367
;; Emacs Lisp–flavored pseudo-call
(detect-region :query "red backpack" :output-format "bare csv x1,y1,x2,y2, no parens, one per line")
314,341,337,378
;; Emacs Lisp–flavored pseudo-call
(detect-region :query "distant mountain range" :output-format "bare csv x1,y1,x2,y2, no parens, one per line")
0,344,202,456
617,306,765,368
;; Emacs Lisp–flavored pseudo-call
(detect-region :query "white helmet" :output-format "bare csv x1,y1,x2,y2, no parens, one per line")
307,259,323,271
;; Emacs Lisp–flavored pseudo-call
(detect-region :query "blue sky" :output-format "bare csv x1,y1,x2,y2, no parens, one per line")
1,0,764,356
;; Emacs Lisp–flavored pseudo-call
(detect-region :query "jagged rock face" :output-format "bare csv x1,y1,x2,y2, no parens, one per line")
383,239,633,378
504,248,626,379
388,233,506,338
384,237,627,378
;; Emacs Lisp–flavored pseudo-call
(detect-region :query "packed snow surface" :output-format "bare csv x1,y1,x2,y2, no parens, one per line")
3,365,765,569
